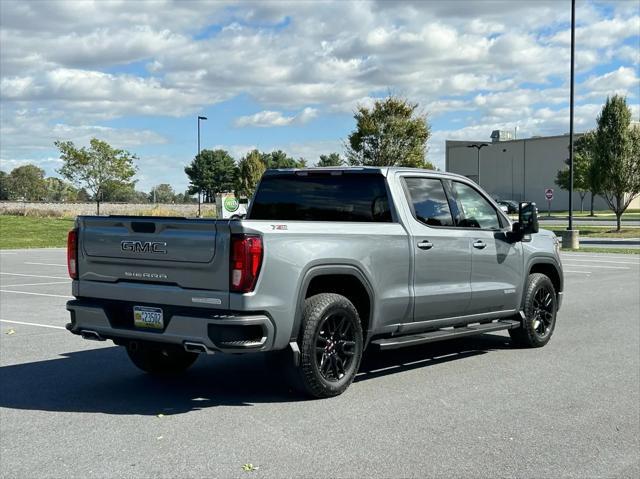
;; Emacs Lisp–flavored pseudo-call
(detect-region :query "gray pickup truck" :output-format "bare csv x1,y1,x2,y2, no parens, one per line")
66,167,563,398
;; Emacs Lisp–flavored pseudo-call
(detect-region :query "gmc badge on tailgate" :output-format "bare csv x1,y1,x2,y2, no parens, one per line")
121,240,167,254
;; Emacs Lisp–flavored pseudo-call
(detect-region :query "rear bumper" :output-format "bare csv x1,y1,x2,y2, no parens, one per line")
66,299,276,354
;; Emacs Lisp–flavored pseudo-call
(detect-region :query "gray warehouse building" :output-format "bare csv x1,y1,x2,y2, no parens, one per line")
445,131,609,212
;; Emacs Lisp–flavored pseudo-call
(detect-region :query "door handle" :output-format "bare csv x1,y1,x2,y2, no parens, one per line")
417,240,433,250
473,240,487,249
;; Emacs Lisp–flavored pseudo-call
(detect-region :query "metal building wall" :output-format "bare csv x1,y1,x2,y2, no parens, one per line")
445,135,611,212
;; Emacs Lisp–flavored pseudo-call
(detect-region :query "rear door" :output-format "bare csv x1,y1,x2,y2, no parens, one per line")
78,216,230,293
446,180,523,314
400,175,472,322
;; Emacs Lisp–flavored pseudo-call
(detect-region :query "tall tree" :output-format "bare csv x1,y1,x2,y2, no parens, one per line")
149,183,176,203
317,153,344,167
55,138,137,214
184,149,237,202
237,149,266,197
7,164,47,201
592,95,640,231
346,95,433,168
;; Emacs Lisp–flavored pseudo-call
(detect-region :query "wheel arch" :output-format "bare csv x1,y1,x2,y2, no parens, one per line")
527,259,563,297
291,265,375,344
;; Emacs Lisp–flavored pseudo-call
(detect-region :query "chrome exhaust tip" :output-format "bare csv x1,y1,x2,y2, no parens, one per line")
80,330,104,341
183,341,212,354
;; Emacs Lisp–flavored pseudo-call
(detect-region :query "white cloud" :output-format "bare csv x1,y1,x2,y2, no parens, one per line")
234,107,318,127
582,67,640,98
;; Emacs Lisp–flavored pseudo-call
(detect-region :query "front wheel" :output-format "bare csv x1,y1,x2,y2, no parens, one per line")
298,293,364,398
509,273,558,348
126,341,198,375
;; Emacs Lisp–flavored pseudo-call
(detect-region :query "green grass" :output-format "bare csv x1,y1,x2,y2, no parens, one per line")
546,209,640,219
0,216,75,249
551,227,640,238
562,247,640,254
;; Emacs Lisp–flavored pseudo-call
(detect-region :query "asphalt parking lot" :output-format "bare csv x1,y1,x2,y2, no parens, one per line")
1,249,638,478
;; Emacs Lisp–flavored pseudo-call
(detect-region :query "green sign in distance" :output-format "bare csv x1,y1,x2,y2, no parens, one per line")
223,195,239,212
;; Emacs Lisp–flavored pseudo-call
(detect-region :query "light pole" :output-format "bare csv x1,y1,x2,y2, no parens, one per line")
467,143,489,186
564,0,579,249
197,115,207,217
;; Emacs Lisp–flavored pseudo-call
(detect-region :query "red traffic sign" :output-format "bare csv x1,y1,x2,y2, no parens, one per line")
544,188,554,200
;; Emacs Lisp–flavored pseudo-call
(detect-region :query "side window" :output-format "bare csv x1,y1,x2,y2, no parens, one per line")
450,181,501,229
404,177,454,227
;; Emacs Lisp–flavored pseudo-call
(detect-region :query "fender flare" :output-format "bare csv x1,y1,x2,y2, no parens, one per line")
524,256,563,295
290,264,375,342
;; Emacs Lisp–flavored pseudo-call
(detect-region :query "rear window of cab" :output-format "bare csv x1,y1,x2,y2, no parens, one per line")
248,173,392,222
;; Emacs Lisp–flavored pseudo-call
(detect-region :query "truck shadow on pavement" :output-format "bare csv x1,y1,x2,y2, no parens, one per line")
0,334,511,415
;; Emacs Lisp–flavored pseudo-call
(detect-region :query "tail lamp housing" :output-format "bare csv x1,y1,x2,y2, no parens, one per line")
67,229,78,279
230,234,263,293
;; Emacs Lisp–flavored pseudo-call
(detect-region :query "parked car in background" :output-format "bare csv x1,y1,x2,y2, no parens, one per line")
496,199,519,214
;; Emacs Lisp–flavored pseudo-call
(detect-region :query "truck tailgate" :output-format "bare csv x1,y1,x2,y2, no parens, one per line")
77,216,230,295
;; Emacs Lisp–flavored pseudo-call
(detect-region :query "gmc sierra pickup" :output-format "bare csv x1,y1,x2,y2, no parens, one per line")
66,167,563,398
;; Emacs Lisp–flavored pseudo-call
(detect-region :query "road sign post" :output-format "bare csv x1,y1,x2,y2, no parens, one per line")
545,188,554,217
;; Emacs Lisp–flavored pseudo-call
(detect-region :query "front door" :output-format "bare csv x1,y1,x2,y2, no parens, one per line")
401,176,472,322
447,180,524,314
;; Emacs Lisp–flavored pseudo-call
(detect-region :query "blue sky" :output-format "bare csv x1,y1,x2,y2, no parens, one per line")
1,0,638,192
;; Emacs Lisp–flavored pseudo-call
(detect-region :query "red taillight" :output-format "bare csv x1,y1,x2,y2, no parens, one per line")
230,235,263,293
67,229,78,279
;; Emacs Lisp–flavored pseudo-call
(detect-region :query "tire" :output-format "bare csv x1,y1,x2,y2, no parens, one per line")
509,273,558,348
297,293,364,398
126,341,198,375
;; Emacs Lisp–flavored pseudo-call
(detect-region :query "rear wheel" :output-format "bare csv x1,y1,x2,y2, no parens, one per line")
510,273,557,348
126,341,198,375
298,293,363,398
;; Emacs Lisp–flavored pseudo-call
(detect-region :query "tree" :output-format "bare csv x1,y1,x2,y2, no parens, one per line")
149,184,176,203
264,150,303,169
237,149,266,197
317,153,344,167
592,95,640,231
0,171,9,200
7,164,47,201
184,149,237,202
43,177,78,202
76,188,91,202
55,138,137,214
555,132,595,213
131,190,150,204
577,131,601,216
101,181,138,202
346,95,433,168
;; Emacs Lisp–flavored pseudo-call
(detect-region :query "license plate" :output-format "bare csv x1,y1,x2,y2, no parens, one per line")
133,306,164,330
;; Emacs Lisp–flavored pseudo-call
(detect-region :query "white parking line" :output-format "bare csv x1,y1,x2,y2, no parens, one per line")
24,262,66,267
0,319,66,330
0,272,68,279
4,281,70,287
560,264,629,269
0,289,72,298
562,259,640,265
561,254,640,260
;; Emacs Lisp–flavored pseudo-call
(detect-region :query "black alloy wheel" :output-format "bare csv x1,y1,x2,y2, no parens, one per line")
315,312,358,381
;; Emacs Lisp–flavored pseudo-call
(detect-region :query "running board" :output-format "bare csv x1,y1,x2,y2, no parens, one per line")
371,320,521,351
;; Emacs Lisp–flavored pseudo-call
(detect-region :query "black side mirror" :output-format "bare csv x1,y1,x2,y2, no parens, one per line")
516,202,539,235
